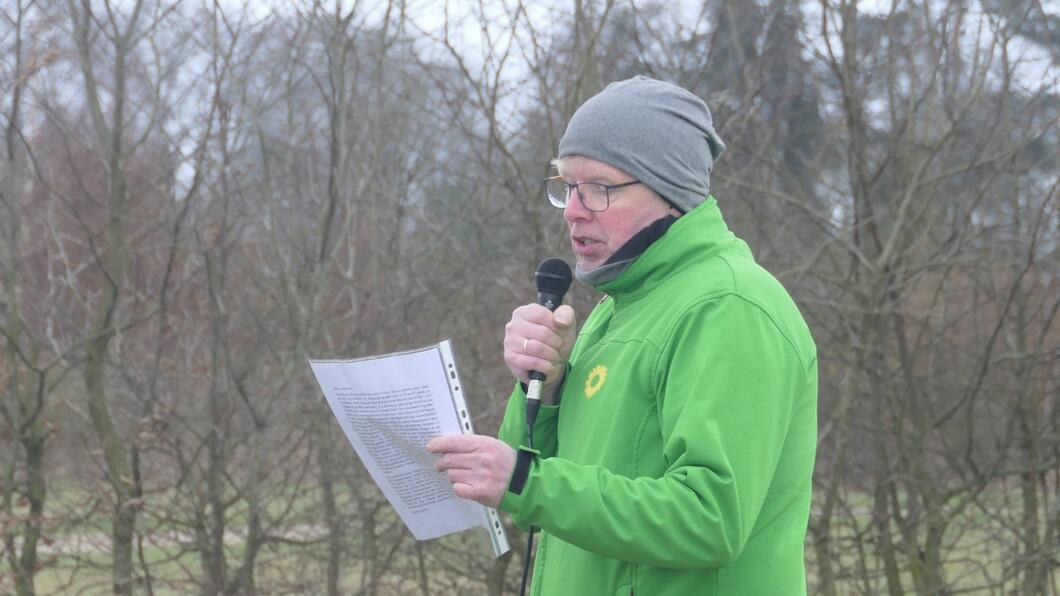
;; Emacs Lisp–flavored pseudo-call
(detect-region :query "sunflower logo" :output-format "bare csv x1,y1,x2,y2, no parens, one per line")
584,364,608,399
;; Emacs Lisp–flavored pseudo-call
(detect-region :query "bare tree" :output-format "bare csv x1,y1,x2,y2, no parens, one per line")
1,2,69,594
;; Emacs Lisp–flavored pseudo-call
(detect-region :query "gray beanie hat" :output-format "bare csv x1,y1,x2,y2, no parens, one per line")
558,76,725,213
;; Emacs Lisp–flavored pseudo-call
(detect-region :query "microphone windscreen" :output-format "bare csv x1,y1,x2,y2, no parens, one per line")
535,258,573,298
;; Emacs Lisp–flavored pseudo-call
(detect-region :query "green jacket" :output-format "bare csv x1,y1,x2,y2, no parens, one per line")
498,198,817,595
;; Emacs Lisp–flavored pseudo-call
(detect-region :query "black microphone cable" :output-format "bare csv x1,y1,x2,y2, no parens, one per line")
517,429,536,596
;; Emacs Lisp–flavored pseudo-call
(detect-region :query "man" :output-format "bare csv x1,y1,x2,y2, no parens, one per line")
428,76,817,595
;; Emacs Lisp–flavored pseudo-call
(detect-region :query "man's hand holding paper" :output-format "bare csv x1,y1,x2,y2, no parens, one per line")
427,435,515,508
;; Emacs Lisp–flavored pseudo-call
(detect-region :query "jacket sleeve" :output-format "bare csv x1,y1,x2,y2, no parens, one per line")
496,381,561,459
498,295,807,569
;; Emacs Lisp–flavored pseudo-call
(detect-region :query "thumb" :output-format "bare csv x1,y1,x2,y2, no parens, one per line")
553,305,575,328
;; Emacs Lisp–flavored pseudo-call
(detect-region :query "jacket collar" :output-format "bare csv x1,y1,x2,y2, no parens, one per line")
596,196,739,300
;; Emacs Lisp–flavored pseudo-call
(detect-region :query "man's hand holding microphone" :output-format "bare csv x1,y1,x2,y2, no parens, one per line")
503,302,577,405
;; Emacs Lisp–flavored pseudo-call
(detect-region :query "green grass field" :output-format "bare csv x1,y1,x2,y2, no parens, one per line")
7,483,1052,595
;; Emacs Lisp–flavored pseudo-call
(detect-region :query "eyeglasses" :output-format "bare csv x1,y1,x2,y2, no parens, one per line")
544,176,642,212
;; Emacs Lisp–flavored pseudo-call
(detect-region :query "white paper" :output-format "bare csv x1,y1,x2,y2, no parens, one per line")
309,341,509,557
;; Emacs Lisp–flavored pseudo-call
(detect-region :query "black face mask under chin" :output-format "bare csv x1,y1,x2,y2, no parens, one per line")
575,215,678,289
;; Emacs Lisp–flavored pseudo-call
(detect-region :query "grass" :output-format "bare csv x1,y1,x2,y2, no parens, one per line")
804,487,1048,595
12,490,500,595
10,481,1052,594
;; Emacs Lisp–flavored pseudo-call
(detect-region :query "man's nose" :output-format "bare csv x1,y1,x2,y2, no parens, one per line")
563,188,591,222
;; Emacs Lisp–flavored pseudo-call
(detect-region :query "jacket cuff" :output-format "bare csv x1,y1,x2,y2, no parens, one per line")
507,445,538,495
500,446,540,527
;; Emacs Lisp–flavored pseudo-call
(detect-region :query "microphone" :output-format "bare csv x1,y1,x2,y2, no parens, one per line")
534,257,572,314
526,258,572,428
518,258,572,596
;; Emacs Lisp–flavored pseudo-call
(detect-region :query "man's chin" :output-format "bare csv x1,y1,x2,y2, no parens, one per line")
574,257,602,274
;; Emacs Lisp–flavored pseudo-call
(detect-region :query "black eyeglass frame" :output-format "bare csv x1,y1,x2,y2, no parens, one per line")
543,176,642,212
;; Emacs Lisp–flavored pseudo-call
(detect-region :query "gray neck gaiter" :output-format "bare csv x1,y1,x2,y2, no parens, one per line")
575,258,632,288
575,215,678,289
